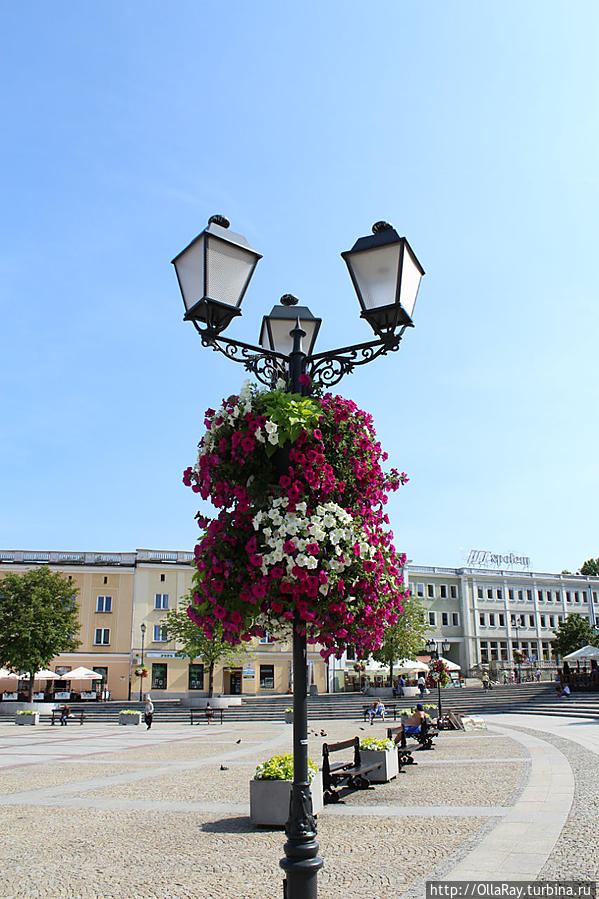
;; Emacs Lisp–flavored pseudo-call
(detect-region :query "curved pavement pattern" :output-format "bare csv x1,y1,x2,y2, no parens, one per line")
0,713,594,898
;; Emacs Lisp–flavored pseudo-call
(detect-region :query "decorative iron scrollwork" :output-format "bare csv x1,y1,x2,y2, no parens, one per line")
305,329,406,389
197,330,288,388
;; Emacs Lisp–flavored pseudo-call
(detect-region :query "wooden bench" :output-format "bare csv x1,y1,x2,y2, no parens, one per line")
387,716,438,754
190,707,224,725
386,725,420,767
362,703,398,722
50,709,85,725
322,736,382,803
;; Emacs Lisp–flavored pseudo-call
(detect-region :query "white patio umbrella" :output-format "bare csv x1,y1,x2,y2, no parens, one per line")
395,658,429,672
562,645,599,662
436,656,461,671
32,669,61,680
65,666,103,680
0,669,19,679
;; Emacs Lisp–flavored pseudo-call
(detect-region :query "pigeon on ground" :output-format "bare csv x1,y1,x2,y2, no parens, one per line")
220,765,229,770
320,731,327,737
236,738,242,744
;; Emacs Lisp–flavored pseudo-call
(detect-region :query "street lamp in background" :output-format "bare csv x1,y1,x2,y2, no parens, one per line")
139,623,146,702
173,215,424,899
425,638,451,719
512,614,524,683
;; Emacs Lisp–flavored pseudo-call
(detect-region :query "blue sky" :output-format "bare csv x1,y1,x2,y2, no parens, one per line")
1,1,597,573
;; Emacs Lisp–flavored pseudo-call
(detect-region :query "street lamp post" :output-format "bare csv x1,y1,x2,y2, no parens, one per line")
172,215,424,899
425,638,451,719
512,615,523,683
139,622,146,702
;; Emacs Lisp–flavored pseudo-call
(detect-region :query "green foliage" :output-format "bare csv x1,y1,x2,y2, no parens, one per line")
371,592,427,671
0,567,80,699
580,558,599,576
551,613,599,658
512,650,525,665
261,388,321,456
359,736,394,751
254,752,318,782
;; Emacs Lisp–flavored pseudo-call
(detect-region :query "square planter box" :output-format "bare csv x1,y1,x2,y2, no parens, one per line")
250,770,323,826
15,713,39,726
119,712,142,726
359,747,399,783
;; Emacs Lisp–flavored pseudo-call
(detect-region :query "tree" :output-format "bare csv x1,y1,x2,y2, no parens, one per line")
580,558,599,576
551,613,599,659
371,592,427,683
0,567,80,702
162,601,250,697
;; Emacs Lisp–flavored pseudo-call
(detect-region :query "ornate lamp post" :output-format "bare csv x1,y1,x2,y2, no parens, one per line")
172,215,424,899
425,638,450,719
139,622,146,702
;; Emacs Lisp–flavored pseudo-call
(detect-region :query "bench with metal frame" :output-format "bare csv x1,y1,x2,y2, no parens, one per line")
50,709,85,725
322,736,382,804
362,703,398,722
190,707,224,725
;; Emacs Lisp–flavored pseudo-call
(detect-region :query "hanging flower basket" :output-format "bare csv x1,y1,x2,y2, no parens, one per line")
183,381,410,660
134,667,148,678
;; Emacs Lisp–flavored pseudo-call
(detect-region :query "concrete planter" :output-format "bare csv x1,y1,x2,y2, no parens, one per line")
15,712,39,726
119,712,142,726
250,770,323,826
359,747,398,783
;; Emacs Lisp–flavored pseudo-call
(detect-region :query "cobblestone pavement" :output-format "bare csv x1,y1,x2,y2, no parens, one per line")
0,715,585,898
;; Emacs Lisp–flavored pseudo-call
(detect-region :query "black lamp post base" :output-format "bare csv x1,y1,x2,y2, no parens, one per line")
280,840,323,899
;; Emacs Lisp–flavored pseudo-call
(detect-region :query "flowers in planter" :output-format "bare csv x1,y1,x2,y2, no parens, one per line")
16,709,37,716
284,708,293,714
184,381,409,659
134,666,148,678
119,709,141,716
359,736,394,751
254,752,318,783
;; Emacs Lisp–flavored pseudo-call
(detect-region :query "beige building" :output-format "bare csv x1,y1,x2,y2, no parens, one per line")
0,549,327,700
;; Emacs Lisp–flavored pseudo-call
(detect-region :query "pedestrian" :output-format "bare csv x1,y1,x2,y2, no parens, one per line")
417,674,425,698
535,668,541,682
397,676,405,697
205,701,214,724
144,694,154,730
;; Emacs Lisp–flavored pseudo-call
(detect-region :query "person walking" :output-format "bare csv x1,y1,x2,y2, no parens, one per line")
144,694,154,730
417,674,426,698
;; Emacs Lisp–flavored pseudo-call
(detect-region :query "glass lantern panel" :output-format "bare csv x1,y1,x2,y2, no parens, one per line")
399,245,423,319
206,238,256,308
261,315,319,357
173,234,205,313
349,243,400,310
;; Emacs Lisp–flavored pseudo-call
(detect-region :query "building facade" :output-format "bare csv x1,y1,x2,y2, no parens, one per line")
0,549,327,701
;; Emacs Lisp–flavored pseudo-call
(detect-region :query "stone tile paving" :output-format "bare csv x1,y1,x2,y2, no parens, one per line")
0,719,534,898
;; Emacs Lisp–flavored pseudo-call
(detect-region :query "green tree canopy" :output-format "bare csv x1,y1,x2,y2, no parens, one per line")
371,592,427,682
162,601,249,697
0,567,81,701
580,558,599,576
551,613,599,659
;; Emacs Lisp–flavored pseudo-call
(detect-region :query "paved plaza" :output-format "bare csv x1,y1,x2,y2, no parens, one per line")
0,713,596,898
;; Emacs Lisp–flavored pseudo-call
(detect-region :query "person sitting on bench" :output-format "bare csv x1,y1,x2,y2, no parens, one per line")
60,704,70,725
402,702,426,735
368,699,386,725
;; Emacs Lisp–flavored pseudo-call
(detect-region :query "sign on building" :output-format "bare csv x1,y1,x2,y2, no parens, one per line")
467,550,531,570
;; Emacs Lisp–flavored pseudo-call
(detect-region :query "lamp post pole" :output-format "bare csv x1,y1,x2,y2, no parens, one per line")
139,623,146,703
426,639,450,720
172,215,425,899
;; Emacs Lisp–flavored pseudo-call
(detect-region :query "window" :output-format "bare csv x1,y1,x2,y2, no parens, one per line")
259,632,274,644
500,641,509,661
583,594,588,603
518,590,523,601
499,613,505,626
490,641,499,661
259,665,275,689
508,589,514,600
566,591,571,602
103,576,108,584
151,663,167,690
479,612,486,626
160,573,166,582
416,583,424,598
547,591,553,602
427,584,434,598
96,596,112,613
440,585,447,598
480,641,489,663
477,587,483,599
441,612,449,626
540,615,546,628
345,645,356,661
94,628,110,645
538,590,543,602
153,624,167,642
188,664,204,690
497,588,502,600
529,615,535,627
452,613,459,626
450,585,458,599
428,611,436,626
574,592,580,603
549,616,555,628
489,613,495,626
154,593,169,610
487,588,493,599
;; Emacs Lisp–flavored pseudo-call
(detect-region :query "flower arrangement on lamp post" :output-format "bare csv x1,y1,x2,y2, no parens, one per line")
173,215,424,899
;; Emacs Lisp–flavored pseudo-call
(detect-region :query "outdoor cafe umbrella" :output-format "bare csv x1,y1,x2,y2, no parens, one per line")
562,645,599,662
65,667,103,680
436,656,461,671
395,658,429,672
